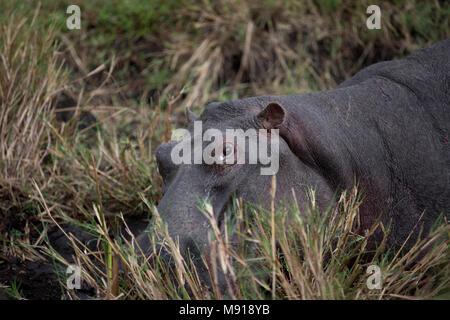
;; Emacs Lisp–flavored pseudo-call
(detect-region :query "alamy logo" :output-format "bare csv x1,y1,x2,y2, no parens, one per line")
66,264,81,290
66,5,81,30
366,5,381,30
366,264,382,289
170,121,280,175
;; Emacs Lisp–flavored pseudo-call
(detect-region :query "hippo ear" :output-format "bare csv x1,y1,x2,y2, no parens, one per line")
155,142,179,182
256,102,286,129
186,107,199,123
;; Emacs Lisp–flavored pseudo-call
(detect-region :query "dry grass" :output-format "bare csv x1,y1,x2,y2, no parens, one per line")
161,0,449,109
0,11,65,207
0,10,69,262
37,187,449,300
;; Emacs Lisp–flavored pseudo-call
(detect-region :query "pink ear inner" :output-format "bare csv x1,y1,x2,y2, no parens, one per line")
257,102,286,129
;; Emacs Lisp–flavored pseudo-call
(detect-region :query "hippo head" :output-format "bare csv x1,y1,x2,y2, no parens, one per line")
135,100,335,288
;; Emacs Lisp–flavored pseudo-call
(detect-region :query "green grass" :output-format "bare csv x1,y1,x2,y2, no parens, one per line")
5,280,24,300
0,0,448,300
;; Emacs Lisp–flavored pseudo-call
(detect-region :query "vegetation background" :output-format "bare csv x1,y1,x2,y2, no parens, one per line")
0,0,448,300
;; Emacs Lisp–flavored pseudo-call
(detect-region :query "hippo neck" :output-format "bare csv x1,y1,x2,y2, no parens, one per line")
269,72,447,241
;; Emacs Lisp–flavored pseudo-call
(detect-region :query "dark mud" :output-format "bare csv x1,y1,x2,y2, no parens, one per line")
0,217,148,300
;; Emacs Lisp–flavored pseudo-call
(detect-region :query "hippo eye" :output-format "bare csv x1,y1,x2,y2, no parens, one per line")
217,142,235,164
224,145,233,157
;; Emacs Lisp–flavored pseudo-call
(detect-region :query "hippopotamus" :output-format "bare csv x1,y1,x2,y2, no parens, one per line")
135,39,449,287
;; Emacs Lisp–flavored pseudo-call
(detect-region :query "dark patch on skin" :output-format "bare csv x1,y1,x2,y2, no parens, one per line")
378,84,392,101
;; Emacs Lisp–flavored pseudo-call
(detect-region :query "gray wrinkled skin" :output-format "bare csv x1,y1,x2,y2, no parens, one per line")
135,39,450,289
